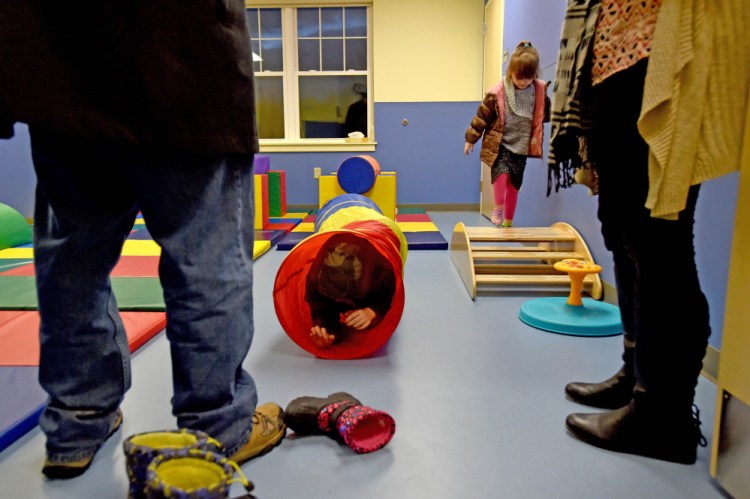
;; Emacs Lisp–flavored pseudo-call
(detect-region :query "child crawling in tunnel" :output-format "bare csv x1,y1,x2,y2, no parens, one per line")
305,232,396,348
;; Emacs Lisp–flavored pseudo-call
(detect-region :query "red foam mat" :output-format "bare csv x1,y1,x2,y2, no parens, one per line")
0,310,166,366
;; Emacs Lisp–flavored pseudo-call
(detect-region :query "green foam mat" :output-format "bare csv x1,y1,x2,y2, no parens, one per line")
396,206,426,214
0,275,165,311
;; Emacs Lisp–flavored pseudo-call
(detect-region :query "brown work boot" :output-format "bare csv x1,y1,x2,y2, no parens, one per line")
42,409,124,479
229,402,286,465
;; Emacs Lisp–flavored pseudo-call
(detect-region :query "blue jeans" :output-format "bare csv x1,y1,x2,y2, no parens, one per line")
30,127,257,461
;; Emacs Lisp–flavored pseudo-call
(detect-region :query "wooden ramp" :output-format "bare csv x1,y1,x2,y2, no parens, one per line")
450,222,602,300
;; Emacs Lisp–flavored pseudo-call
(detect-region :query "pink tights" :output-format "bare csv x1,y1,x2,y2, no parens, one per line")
492,173,519,221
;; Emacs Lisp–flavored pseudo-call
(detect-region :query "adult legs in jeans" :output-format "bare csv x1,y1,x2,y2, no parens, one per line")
31,127,258,464
565,60,711,463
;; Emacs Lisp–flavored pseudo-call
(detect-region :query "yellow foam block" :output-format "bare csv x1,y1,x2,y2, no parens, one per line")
292,222,316,232
318,173,397,220
0,247,34,259
121,240,162,256
396,221,439,232
253,240,271,259
255,174,269,229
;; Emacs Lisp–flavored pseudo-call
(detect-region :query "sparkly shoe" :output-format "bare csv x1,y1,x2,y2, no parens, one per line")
491,208,504,226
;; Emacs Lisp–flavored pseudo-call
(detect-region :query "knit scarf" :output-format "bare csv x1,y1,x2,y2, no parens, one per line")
547,0,601,196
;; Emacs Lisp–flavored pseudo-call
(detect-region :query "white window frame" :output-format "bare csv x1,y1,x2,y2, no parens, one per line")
249,1,375,152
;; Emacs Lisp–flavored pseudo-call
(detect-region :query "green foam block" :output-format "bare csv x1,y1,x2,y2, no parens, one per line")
0,203,32,251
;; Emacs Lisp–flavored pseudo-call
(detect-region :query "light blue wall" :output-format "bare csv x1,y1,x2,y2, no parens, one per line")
0,1,737,349
270,102,481,207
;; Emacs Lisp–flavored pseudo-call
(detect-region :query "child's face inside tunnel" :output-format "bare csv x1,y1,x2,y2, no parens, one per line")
317,238,365,301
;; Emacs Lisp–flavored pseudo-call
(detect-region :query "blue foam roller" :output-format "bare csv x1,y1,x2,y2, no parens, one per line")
336,156,379,194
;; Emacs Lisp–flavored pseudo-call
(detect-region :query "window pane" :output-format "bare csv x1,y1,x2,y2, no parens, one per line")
321,8,343,37
260,39,283,71
248,8,282,73
345,7,367,37
255,77,285,139
321,39,343,71
299,75,367,138
252,39,261,73
259,9,282,38
345,39,366,71
298,39,320,71
297,8,319,38
246,9,259,37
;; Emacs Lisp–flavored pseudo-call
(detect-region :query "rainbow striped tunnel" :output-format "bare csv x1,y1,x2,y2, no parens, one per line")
273,194,407,360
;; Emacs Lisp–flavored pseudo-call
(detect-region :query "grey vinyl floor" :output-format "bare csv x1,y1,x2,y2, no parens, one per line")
0,211,726,498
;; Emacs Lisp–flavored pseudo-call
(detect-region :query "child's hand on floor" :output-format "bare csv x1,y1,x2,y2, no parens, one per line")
310,325,335,347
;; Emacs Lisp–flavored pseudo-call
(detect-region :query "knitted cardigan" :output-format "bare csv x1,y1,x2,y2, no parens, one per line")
639,0,750,219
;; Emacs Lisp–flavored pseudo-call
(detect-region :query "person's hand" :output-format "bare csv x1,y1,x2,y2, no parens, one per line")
464,142,474,155
310,326,335,347
342,308,376,330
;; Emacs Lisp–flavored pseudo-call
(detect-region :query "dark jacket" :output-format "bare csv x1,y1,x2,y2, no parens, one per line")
0,1,258,154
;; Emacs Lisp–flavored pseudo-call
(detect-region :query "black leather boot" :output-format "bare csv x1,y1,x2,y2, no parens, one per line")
564,365,635,409
565,341,635,409
565,399,706,465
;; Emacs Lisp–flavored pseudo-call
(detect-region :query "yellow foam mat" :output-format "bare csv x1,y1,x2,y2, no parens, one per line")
279,212,309,219
291,223,316,232
121,240,162,256
0,248,33,259
395,221,439,232
3,239,271,261
253,240,271,259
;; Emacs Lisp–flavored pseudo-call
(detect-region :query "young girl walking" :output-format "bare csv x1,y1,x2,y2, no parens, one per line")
464,41,547,227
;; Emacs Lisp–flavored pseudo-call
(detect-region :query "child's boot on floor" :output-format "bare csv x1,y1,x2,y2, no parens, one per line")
285,392,396,454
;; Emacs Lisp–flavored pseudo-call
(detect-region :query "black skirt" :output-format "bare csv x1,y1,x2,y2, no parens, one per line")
491,145,528,190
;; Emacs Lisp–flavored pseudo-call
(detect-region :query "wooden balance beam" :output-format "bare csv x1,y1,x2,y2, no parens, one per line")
450,222,602,300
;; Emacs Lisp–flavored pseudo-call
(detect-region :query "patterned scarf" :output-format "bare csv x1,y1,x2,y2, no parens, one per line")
547,0,601,196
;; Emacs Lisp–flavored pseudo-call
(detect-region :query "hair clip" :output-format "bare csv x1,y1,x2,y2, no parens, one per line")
523,42,531,47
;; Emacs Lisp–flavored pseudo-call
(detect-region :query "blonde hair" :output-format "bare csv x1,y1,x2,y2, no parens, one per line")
507,41,540,80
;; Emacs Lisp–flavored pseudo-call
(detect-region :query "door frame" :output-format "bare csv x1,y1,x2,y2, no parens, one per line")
479,0,504,219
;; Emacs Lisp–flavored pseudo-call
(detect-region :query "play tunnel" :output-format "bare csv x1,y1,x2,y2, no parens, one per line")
273,194,406,359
